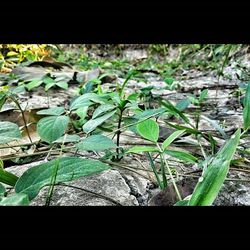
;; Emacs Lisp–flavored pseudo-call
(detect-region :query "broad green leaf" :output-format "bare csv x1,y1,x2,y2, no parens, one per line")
55,81,68,90
70,93,106,111
37,115,69,144
137,119,159,143
76,135,116,151
188,129,241,206
0,193,29,206
0,168,19,186
15,157,110,200
243,83,250,131
164,150,198,163
123,117,138,134
92,104,116,119
54,134,81,143
134,108,165,120
83,110,116,134
162,130,186,150
45,82,56,91
164,77,174,85
175,98,190,111
127,93,139,101
37,107,65,116
126,146,159,154
26,79,43,90
42,75,55,84
0,121,22,144
75,106,89,120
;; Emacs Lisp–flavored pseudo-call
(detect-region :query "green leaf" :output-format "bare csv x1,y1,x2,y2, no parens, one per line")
126,146,159,154
0,121,22,144
45,82,56,91
76,135,116,151
37,116,69,144
92,104,116,119
0,193,29,206
42,75,55,84
0,168,19,186
137,119,159,142
26,79,43,91
165,122,200,136
134,108,165,120
15,157,110,200
0,183,6,196
175,98,190,111
75,106,89,120
188,129,241,206
162,130,186,150
37,107,65,116
54,134,81,143
7,51,18,57
199,89,208,102
161,100,190,123
56,81,68,90
164,150,198,163
243,83,250,131
70,93,106,111
164,77,174,85
83,110,116,134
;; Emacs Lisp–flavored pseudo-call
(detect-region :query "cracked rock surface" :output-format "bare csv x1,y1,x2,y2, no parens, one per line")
6,161,150,206
5,161,250,206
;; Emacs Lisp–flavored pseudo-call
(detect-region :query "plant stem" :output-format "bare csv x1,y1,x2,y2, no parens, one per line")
156,143,182,201
115,108,124,161
45,158,60,206
119,70,136,98
147,152,164,189
45,135,66,206
107,109,164,137
9,95,33,144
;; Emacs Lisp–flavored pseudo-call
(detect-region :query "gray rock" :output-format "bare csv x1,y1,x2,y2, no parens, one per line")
214,172,250,206
6,161,139,206
119,170,150,206
123,49,148,61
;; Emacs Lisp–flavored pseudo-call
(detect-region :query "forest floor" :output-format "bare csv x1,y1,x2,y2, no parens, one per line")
1,45,250,206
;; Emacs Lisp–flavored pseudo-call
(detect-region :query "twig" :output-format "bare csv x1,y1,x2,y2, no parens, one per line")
57,183,123,206
9,95,33,144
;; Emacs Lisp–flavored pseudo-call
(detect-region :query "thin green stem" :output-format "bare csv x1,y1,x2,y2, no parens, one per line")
156,143,182,201
147,152,163,189
115,108,124,161
107,109,164,137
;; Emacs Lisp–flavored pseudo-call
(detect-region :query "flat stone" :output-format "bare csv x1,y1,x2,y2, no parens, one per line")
6,161,139,206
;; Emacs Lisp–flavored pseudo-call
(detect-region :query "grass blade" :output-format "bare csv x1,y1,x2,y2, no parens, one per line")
243,82,250,131
188,129,241,206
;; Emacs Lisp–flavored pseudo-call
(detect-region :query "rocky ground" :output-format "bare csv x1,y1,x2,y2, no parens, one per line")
2,45,250,206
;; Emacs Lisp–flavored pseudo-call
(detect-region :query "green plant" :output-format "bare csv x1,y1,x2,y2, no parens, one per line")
127,119,197,199
0,44,51,73
176,129,241,206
